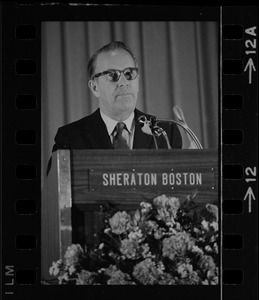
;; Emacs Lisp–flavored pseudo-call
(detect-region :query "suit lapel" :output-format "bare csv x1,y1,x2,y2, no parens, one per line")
133,109,154,149
82,109,113,149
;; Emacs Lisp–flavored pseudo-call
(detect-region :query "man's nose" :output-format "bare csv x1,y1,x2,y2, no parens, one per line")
118,72,128,85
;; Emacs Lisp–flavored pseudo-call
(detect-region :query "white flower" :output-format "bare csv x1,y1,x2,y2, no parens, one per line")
128,231,136,239
193,227,201,234
206,204,218,222
128,229,143,241
154,228,163,240
64,244,84,267
49,259,63,276
141,209,146,214
120,239,139,259
213,243,219,254
153,194,180,224
98,268,106,273
175,222,181,230
58,272,69,283
133,210,141,224
191,245,204,256
99,243,104,249
177,263,193,278
109,211,131,235
210,221,218,232
201,220,209,231
140,202,152,210
157,261,165,274
142,249,150,258
68,265,76,275
205,245,212,252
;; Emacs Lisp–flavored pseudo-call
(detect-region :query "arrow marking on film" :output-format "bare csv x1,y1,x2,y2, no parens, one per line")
244,58,256,84
244,186,256,213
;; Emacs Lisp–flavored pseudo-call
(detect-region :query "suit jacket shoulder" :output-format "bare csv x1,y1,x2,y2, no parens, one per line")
52,109,113,151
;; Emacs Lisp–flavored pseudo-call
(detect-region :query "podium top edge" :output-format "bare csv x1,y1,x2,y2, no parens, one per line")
55,149,218,154
54,149,219,161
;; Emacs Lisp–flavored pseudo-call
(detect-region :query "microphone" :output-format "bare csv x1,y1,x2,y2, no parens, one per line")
137,115,154,136
137,115,172,149
137,106,203,149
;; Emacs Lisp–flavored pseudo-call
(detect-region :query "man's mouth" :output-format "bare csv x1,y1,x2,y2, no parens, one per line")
116,92,132,97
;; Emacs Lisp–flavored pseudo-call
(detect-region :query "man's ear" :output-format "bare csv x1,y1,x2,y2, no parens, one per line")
88,80,100,98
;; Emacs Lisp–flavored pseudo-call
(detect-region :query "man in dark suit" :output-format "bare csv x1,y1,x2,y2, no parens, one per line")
46,41,183,246
47,41,182,174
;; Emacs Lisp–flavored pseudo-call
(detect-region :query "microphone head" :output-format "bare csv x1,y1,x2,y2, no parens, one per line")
173,105,187,124
137,115,147,127
137,115,153,135
141,124,153,135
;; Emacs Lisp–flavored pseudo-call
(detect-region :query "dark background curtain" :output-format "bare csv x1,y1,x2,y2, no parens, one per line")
41,21,218,185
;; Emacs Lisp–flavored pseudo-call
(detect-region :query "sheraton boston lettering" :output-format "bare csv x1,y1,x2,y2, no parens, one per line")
102,172,202,187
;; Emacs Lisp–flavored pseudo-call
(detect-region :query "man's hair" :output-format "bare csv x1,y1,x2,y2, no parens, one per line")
87,41,138,80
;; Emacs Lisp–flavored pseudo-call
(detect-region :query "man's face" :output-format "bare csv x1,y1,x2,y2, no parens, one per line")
89,49,139,121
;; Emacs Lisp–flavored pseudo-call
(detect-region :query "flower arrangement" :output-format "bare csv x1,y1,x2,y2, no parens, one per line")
49,192,218,285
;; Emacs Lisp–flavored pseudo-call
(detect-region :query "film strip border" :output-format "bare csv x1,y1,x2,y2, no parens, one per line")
1,3,258,300
222,6,258,300
1,2,41,296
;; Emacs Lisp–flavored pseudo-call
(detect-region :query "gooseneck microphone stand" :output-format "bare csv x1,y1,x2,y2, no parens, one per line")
138,105,203,150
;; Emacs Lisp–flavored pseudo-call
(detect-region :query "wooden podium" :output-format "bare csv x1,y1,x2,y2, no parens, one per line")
41,149,218,281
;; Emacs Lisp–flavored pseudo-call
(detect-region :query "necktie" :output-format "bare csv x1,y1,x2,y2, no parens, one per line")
113,122,129,149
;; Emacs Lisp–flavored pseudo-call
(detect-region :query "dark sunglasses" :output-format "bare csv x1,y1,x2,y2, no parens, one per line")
92,67,139,82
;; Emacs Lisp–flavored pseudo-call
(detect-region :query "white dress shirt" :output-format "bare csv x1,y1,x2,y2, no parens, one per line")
100,111,135,149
